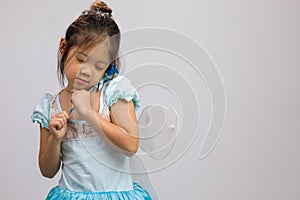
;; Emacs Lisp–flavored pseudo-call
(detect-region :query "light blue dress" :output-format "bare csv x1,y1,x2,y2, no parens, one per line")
31,75,152,200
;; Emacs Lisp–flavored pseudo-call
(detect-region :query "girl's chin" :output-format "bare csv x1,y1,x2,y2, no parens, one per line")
73,82,88,89
73,86,88,91
73,84,95,91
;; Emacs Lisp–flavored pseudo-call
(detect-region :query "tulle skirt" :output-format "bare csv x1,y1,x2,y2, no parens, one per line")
45,182,152,200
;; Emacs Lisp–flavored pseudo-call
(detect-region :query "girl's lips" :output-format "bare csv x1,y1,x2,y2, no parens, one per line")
76,78,88,84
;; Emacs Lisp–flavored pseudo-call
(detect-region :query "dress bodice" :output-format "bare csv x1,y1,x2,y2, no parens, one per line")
49,80,133,192
32,75,142,193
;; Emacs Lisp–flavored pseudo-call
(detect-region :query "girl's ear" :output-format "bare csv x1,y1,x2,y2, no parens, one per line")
59,37,67,55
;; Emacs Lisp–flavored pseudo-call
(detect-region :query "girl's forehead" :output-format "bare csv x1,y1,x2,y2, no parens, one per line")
81,41,109,54
72,43,110,64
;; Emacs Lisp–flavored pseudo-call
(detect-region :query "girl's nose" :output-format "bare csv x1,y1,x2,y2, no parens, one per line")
79,65,92,77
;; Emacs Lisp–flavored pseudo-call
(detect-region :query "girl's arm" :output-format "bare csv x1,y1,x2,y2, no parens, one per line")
86,100,139,156
38,111,68,178
38,127,62,178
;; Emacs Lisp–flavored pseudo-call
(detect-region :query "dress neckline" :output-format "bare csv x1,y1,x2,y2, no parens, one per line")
55,87,105,124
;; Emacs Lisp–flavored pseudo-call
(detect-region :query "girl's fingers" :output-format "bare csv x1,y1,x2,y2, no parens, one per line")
63,111,69,119
54,112,69,124
58,115,67,124
52,117,65,126
55,112,68,119
59,117,66,125
58,111,69,119
56,123,63,131
50,120,62,130
50,111,69,132
55,118,64,129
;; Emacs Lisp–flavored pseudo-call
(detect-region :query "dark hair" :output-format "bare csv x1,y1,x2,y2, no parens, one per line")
57,1,121,86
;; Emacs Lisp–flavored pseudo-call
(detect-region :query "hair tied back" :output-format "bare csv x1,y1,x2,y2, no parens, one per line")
90,1,112,14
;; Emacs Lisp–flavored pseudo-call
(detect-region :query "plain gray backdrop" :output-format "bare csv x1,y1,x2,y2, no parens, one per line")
0,0,299,199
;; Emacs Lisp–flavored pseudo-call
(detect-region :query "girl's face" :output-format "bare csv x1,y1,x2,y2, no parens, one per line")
63,42,111,90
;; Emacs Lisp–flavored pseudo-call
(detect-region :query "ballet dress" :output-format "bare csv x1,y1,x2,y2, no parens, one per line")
31,75,152,200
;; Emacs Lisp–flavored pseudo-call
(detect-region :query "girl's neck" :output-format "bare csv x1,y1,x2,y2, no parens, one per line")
64,87,73,93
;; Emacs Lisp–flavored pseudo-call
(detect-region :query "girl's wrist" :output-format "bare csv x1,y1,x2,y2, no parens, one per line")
85,109,98,122
48,134,63,145
76,106,94,120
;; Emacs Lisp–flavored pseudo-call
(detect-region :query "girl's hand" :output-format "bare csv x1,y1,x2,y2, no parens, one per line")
49,111,69,141
71,89,93,119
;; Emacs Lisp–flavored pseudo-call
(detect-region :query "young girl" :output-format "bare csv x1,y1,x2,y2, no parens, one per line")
31,1,152,199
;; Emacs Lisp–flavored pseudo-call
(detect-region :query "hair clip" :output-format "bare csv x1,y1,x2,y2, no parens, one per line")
82,10,89,15
105,63,119,76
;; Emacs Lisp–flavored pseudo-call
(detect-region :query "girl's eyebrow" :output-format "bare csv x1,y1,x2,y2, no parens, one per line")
78,51,108,64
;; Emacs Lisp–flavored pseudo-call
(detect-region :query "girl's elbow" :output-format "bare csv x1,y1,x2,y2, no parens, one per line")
124,149,137,157
41,172,55,179
40,167,56,179
126,140,139,156
38,160,59,178
129,145,138,155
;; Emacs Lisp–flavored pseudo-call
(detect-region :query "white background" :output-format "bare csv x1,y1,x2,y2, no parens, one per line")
0,0,299,199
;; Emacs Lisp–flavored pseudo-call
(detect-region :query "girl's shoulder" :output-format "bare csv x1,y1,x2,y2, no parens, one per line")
105,75,134,89
31,93,55,129
31,91,60,129
32,92,59,109
104,75,141,112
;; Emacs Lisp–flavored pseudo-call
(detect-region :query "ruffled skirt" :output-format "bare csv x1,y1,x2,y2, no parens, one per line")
46,182,152,200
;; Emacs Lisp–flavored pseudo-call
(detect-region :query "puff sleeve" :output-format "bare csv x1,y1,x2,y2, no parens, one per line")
105,75,141,112
31,93,51,129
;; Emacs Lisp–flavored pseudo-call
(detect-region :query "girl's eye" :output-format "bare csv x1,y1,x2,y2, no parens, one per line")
77,57,87,63
96,66,104,71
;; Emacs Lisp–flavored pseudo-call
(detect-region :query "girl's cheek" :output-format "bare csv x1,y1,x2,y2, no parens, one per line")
64,64,79,80
97,72,106,80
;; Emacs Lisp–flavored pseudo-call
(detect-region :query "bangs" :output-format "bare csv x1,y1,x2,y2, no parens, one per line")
73,31,108,53
69,31,120,62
